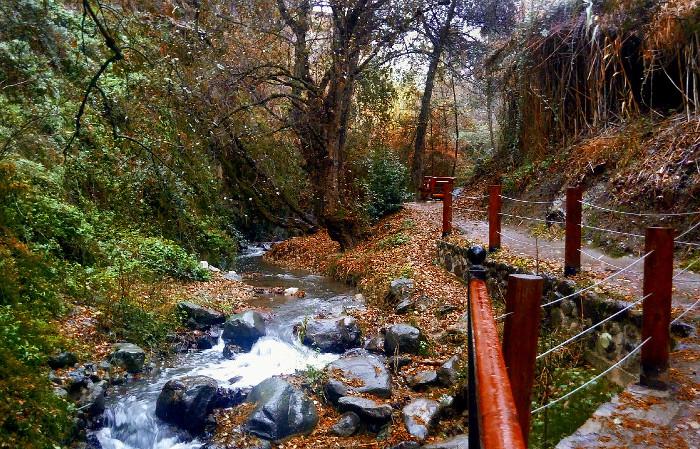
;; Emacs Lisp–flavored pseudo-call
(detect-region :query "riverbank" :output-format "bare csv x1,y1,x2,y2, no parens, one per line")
261,205,624,448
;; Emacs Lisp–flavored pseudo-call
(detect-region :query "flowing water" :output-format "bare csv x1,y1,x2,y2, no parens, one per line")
96,246,363,449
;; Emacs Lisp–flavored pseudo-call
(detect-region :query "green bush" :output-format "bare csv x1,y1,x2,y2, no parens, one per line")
0,306,73,449
529,367,620,448
103,298,176,349
376,232,409,250
136,237,210,281
99,233,210,282
359,149,409,221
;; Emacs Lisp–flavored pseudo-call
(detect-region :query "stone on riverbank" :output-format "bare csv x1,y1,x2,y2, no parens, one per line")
110,343,146,374
325,354,392,402
402,398,440,440
384,324,426,355
177,302,226,329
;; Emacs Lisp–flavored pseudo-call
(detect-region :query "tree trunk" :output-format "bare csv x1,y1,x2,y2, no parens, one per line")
410,0,457,189
411,48,441,188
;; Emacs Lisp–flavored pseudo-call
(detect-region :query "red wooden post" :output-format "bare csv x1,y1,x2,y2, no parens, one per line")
442,179,454,237
489,185,502,252
502,274,543,443
641,227,674,389
564,187,582,276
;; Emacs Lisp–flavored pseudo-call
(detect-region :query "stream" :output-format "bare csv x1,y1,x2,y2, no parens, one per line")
95,246,363,449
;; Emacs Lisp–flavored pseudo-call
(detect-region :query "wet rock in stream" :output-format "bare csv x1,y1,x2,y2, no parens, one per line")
298,315,361,353
155,376,219,433
222,311,266,351
241,377,318,441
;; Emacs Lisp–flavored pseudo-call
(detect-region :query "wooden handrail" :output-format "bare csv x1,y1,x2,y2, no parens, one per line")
470,278,527,449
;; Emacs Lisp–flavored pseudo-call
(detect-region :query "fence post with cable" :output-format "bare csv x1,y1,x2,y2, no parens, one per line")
502,274,543,443
641,227,674,389
489,185,502,252
565,187,582,276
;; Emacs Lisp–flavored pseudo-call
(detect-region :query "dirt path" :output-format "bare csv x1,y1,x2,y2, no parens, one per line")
406,201,700,309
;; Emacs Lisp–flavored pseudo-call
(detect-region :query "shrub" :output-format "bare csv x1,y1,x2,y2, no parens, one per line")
0,306,73,449
99,233,210,282
359,149,409,221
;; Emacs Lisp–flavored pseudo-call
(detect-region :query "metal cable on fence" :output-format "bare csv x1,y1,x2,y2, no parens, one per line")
541,251,653,308
673,255,700,280
531,337,650,415
497,231,565,250
536,294,648,360
454,207,489,214
676,220,700,241
672,298,700,324
580,224,645,239
579,249,625,270
499,212,566,225
580,201,700,217
500,195,554,205
494,311,513,321
675,240,700,248
461,195,489,201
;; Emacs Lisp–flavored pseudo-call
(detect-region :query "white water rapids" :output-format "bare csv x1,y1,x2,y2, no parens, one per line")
95,246,361,449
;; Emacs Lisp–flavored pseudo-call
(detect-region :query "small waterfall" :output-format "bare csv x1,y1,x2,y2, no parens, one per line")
192,336,338,388
95,246,360,449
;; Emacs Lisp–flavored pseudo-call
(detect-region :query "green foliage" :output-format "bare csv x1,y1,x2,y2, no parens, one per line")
117,235,211,282
101,298,176,350
359,148,409,221
529,367,620,448
0,306,74,449
417,339,434,357
376,232,409,250
299,364,329,401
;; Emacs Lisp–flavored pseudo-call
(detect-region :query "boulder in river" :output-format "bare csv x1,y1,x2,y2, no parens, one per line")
299,316,361,353
177,302,226,329
110,343,146,374
384,324,426,355
241,377,318,441
77,380,109,419
155,376,219,433
325,354,392,403
222,311,266,351
402,398,440,440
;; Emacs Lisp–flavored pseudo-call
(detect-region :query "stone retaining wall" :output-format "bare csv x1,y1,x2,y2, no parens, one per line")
436,240,645,385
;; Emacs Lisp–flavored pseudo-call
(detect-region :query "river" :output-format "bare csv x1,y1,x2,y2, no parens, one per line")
95,246,363,449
